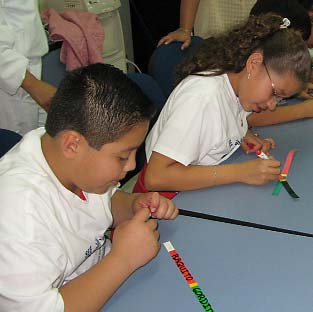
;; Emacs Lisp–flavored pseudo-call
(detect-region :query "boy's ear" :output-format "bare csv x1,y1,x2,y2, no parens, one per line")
60,130,82,159
246,52,264,75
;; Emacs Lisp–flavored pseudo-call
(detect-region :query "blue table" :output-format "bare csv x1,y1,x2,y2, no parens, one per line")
104,216,313,311
103,116,313,311
174,118,313,235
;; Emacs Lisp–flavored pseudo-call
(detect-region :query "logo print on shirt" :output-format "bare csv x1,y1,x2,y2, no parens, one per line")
85,246,92,258
84,232,111,261
220,138,243,160
228,138,242,149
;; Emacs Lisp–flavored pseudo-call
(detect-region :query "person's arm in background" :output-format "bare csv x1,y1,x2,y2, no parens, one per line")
247,99,313,126
158,0,200,50
22,70,56,112
0,8,56,113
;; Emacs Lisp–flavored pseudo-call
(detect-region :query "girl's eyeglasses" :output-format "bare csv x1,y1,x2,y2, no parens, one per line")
263,62,286,105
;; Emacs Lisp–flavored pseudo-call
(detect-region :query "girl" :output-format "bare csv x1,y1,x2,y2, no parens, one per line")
134,14,312,199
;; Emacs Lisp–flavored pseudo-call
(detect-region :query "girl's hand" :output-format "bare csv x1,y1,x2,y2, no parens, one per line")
239,158,281,185
133,192,179,220
298,82,313,99
297,99,313,118
242,132,275,155
158,29,192,50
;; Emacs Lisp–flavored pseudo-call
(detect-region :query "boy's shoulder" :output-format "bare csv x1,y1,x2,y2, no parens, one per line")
0,128,47,178
0,128,59,203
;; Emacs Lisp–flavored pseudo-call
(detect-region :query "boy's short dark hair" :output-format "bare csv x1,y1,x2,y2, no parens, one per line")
45,63,155,150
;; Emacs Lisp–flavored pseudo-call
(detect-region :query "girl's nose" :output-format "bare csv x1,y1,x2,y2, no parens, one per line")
266,97,278,111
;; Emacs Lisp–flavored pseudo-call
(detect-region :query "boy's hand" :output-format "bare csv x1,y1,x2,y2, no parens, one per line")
111,208,160,272
133,192,179,220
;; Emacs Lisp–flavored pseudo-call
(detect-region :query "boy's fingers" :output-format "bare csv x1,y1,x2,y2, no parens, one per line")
146,218,158,231
133,207,151,221
149,192,160,213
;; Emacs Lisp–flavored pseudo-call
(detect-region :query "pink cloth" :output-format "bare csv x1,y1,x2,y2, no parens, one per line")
42,8,104,71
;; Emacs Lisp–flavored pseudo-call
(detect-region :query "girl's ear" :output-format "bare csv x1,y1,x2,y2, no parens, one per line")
60,130,82,159
246,52,264,77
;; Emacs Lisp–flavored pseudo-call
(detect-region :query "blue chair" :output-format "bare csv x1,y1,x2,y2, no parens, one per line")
0,129,22,158
148,36,205,98
120,72,166,186
127,72,166,112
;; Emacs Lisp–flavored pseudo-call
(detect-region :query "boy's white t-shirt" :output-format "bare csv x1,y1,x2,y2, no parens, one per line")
0,128,116,311
145,73,250,166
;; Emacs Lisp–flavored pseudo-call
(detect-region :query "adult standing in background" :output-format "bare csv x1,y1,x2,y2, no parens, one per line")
0,0,57,135
159,0,257,50
297,0,313,47
298,0,313,13
194,0,257,38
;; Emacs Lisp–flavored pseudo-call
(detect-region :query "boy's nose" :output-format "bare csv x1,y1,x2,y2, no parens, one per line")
124,151,136,172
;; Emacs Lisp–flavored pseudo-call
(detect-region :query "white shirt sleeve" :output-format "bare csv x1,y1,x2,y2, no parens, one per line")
0,3,48,95
146,78,222,166
0,10,29,95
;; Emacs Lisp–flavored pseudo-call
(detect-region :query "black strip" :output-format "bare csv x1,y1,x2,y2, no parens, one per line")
179,209,313,238
280,180,300,199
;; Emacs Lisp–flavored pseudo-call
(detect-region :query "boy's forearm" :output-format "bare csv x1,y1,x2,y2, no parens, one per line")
59,252,134,312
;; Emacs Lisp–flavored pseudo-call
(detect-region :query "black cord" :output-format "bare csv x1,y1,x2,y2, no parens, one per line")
179,209,313,238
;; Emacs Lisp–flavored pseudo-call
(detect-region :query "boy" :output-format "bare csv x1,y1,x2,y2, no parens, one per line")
0,63,178,311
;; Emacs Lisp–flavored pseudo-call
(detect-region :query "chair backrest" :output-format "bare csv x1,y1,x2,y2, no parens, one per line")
120,72,166,185
0,129,22,158
127,72,166,112
148,36,205,98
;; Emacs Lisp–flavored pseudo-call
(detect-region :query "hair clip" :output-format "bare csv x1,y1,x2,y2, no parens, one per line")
280,18,291,29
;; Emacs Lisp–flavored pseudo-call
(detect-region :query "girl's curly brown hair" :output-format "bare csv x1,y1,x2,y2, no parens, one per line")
175,13,311,87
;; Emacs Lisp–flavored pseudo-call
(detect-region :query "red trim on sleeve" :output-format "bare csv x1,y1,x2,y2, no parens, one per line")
133,162,178,200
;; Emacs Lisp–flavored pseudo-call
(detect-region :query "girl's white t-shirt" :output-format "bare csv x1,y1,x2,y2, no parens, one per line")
145,73,250,166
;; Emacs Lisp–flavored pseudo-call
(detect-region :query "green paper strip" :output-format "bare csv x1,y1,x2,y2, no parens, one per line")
272,180,283,196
